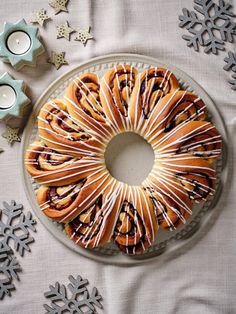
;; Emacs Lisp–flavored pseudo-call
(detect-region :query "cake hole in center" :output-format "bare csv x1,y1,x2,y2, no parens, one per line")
105,132,155,185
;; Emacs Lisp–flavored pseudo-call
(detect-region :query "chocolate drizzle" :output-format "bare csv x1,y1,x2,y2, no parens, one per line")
114,201,147,255
176,172,214,201
75,76,105,121
46,180,86,211
46,108,91,141
111,67,136,117
68,195,103,245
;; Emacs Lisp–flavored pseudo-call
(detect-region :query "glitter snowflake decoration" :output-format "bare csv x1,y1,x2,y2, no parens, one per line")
44,275,103,314
179,0,236,54
224,50,236,90
0,242,21,299
0,201,36,256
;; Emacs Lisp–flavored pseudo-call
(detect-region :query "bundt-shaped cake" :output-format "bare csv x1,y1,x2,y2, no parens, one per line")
25,64,222,255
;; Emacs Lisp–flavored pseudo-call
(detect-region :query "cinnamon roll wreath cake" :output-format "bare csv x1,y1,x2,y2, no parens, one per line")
25,65,222,255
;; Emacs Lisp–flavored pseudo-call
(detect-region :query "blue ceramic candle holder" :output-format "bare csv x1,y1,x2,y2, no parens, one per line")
0,19,45,70
0,72,30,123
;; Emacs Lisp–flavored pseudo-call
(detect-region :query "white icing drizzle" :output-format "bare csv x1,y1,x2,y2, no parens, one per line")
47,101,108,147
145,89,187,139
100,83,123,133
73,77,103,115
24,63,223,255
139,68,174,134
40,183,81,210
64,95,113,141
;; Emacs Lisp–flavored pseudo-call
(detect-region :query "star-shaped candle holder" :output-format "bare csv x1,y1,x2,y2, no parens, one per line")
0,19,45,70
0,73,30,123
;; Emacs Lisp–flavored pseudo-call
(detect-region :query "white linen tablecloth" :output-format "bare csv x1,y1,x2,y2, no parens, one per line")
0,1,236,313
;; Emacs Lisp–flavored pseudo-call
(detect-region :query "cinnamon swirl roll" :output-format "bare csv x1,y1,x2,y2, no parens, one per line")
155,157,216,203
64,73,113,140
100,64,138,131
144,179,193,230
24,64,223,256
24,141,95,186
38,99,103,157
38,170,112,222
144,91,207,141
113,186,158,255
129,67,179,130
153,121,222,163
65,180,123,248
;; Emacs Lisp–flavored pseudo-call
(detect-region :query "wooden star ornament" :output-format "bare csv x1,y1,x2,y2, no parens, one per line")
49,0,69,15
31,9,50,27
2,126,21,145
48,51,68,70
75,27,93,46
56,21,74,41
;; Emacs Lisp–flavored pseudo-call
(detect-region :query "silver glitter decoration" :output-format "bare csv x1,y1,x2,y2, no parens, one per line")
179,0,236,54
44,275,103,314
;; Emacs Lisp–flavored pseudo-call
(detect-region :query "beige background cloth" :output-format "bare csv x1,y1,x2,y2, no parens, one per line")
0,0,236,313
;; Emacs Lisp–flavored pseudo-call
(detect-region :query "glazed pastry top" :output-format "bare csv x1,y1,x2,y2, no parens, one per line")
25,64,222,255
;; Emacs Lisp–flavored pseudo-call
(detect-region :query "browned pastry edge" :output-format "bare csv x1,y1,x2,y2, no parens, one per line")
38,170,112,222
129,67,179,129
38,99,103,157
99,64,138,131
152,120,222,164
65,180,122,248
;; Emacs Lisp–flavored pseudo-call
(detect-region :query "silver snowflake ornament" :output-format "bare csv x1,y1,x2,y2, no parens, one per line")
224,51,236,90
44,275,103,314
179,0,236,54
229,73,236,90
0,201,36,256
224,51,236,71
75,27,93,46
0,242,21,299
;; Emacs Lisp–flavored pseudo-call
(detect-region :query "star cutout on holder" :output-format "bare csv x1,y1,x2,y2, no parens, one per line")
2,126,21,145
31,9,50,27
0,19,45,70
0,73,31,121
49,0,69,15
56,21,74,41
48,51,68,70
75,27,93,46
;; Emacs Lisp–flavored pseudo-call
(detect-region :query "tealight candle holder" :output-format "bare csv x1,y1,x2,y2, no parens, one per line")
0,72,31,126
0,19,45,70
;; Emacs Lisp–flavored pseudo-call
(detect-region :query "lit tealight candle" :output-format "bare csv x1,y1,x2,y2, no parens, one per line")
0,72,30,123
0,19,45,70
7,31,31,55
0,85,16,109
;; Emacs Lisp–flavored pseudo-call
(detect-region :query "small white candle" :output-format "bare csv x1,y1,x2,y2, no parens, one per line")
0,85,16,109
7,31,31,55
